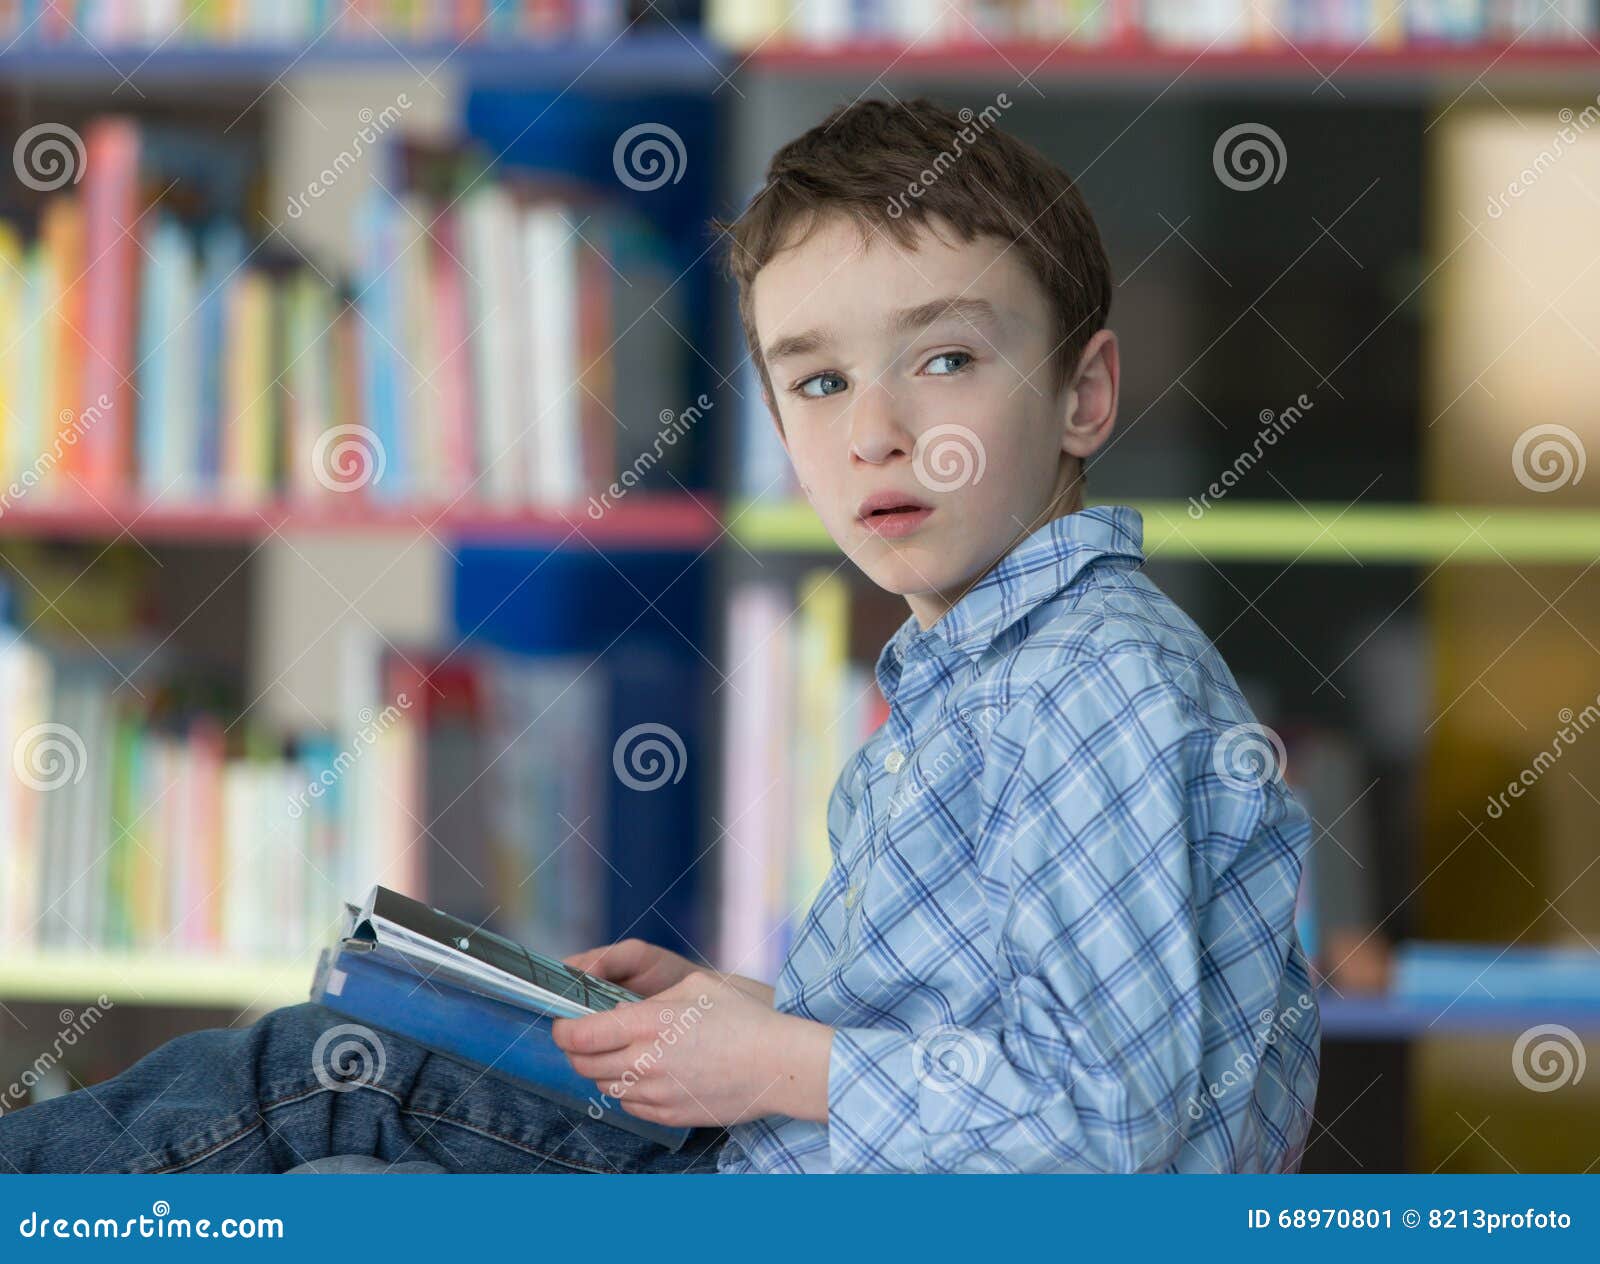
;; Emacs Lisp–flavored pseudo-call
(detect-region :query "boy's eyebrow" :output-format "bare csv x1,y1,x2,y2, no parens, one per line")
763,296,1001,368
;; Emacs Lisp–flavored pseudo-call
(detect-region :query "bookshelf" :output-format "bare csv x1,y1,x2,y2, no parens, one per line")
1,8,1595,1172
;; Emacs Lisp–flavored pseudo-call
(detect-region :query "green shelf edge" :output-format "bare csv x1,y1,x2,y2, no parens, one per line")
0,953,310,1009
726,500,1600,564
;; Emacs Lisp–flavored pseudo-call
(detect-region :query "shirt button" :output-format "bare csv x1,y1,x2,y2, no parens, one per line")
884,748,906,774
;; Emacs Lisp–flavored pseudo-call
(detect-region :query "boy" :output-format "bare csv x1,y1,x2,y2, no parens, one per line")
0,97,1318,1175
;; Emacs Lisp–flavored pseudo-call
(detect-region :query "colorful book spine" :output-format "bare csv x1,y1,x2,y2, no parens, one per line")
717,575,886,978
221,269,277,504
80,117,140,495
41,198,85,496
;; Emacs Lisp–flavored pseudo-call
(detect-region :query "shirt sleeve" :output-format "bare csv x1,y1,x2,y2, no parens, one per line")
826,647,1268,1173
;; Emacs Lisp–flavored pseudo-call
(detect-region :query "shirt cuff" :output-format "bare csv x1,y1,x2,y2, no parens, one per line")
827,1026,925,1174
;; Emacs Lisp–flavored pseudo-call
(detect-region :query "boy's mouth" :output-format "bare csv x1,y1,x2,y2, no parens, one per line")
856,491,934,538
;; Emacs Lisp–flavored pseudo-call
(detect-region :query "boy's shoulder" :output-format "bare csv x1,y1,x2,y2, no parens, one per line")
974,557,1256,736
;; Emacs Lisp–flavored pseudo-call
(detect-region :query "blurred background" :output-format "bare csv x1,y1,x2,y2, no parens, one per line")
0,0,1597,1175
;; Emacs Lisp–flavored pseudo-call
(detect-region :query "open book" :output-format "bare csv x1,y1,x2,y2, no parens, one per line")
309,885,691,1151
339,885,641,1017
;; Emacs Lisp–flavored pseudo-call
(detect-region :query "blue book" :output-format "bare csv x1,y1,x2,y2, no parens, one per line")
353,192,406,501
308,887,690,1152
196,221,245,492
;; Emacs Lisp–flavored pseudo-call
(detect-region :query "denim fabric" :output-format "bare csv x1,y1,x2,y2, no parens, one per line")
0,1002,729,1175
283,1155,447,1174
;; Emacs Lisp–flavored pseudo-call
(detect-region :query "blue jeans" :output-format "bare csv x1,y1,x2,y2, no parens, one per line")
0,1002,729,1174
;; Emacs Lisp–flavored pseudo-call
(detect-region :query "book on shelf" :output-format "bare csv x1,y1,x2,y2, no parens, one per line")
707,0,1598,49
370,643,611,958
0,605,617,963
310,883,691,1150
1280,722,1385,974
717,571,889,982
0,117,694,516
0,636,359,958
364,139,692,508
0,1,638,48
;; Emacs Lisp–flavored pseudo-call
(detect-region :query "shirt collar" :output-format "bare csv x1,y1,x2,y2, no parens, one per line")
875,504,1146,692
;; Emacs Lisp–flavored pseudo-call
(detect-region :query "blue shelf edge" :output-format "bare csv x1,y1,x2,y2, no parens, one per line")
0,32,729,86
1318,989,1600,1039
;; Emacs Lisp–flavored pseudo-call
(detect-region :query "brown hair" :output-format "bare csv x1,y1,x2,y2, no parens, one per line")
711,95,1113,418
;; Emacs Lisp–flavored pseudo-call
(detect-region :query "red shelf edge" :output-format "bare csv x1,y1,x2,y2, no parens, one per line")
748,36,1600,76
0,493,724,548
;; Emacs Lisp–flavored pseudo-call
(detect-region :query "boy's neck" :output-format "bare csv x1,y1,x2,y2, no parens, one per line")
905,481,1087,631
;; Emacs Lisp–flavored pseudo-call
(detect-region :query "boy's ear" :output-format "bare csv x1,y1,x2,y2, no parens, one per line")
1059,329,1119,462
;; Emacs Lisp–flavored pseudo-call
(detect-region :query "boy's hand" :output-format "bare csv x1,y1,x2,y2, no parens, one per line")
562,938,698,998
549,972,833,1128
563,938,776,1006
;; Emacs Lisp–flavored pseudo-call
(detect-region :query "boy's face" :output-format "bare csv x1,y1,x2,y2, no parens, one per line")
753,212,1116,629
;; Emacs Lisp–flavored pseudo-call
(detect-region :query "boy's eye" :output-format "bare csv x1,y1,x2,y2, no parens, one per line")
924,351,973,376
796,371,847,399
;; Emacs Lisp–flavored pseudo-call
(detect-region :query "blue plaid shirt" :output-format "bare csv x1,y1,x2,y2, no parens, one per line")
716,504,1321,1173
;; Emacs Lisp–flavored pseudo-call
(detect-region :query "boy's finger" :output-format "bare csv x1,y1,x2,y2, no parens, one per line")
549,1009,635,1055
564,940,645,979
564,1052,637,1081
561,944,608,970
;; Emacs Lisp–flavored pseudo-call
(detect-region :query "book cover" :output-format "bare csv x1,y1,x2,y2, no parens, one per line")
312,943,692,1152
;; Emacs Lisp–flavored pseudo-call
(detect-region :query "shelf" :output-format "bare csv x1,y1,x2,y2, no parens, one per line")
748,36,1600,82
0,493,723,549
2,32,1591,90
0,32,729,87
0,952,308,1009
10,956,1599,1027
728,500,1600,564
1320,991,1600,1039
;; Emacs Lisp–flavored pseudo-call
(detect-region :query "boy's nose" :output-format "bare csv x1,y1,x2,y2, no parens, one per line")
846,381,913,465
